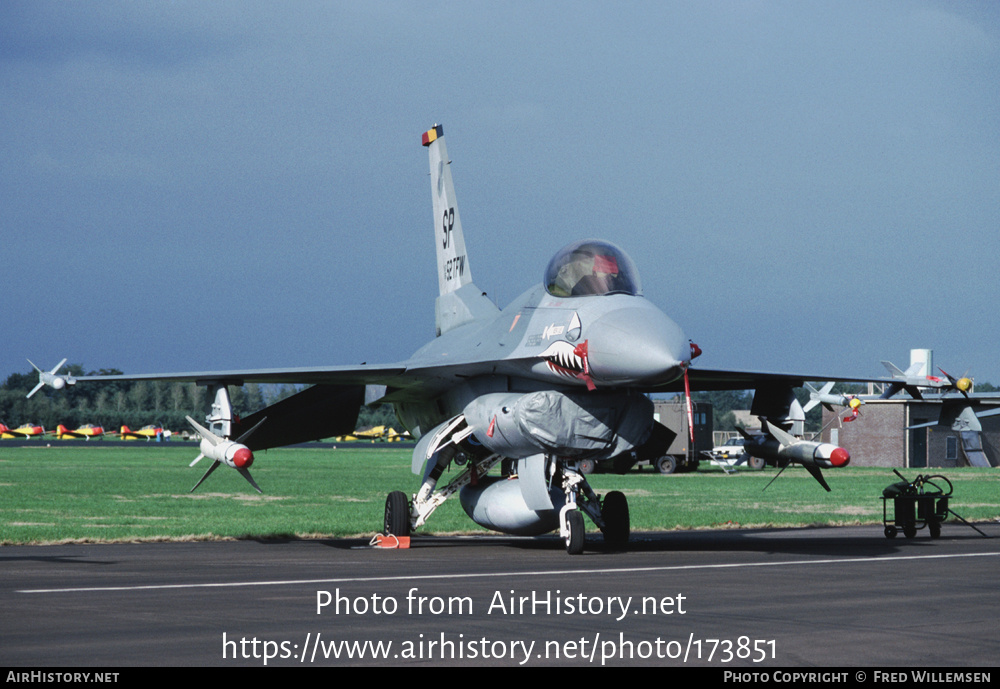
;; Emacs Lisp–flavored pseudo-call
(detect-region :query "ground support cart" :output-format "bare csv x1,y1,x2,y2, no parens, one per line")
881,470,951,539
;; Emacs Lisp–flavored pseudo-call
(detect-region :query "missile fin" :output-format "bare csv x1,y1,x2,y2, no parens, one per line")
191,460,222,493
186,415,222,446
804,464,832,492
235,416,268,445
237,467,263,494
764,420,796,448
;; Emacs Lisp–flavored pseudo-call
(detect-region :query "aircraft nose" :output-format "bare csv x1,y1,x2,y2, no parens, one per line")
586,306,688,386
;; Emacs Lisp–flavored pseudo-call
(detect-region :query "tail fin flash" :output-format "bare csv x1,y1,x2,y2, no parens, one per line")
423,125,498,335
425,124,471,296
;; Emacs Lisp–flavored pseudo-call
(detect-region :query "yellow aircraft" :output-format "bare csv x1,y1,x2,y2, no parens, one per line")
53,424,107,440
353,425,387,441
0,423,45,439
118,424,165,441
385,428,411,442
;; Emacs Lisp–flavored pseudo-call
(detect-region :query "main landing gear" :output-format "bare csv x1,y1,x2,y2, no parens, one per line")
383,455,631,555
384,490,410,538
558,462,630,554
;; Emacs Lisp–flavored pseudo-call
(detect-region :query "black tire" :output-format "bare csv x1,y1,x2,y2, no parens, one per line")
884,525,897,539
903,524,917,539
565,509,585,555
656,455,677,474
384,491,410,537
602,491,630,549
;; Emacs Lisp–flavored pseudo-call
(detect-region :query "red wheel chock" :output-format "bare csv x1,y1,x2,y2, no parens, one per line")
371,534,410,549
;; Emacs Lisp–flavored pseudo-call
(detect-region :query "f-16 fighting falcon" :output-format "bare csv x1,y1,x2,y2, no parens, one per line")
31,125,882,554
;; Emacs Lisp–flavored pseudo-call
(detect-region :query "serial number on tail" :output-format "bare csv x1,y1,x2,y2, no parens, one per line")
444,255,466,282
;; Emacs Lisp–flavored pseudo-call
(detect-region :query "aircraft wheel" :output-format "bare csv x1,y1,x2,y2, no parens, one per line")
578,458,596,475
656,455,677,474
565,509,585,555
748,456,766,471
602,491,630,549
384,491,410,537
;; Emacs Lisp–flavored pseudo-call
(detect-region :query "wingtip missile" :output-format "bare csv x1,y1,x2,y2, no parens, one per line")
25,358,76,399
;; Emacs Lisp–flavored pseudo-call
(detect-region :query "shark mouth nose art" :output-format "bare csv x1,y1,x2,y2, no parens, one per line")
540,340,590,379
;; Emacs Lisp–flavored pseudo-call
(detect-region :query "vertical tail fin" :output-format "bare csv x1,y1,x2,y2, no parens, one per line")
424,124,472,297
423,125,498,335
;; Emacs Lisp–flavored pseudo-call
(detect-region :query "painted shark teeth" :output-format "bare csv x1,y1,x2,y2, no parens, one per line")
540,341,585,376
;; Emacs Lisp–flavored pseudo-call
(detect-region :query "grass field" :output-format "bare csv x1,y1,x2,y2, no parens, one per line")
2,444,998,545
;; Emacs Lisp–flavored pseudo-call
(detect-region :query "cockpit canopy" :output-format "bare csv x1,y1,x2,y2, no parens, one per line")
544,239,642,297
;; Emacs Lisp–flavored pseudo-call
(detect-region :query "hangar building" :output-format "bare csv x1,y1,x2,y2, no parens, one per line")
820,397,1000,469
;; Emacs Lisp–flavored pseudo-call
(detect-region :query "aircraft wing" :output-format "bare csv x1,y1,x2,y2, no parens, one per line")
676,367,884,393
70,361,883,397
71,362,409,387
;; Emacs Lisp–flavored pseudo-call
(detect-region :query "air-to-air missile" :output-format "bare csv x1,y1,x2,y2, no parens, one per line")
741,420,850,492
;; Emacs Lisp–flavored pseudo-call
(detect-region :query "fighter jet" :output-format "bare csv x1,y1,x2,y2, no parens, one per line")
880,361,973,400
25,359,75,399
30,124,885,553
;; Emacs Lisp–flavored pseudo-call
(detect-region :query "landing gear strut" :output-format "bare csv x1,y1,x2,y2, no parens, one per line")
558,461,631,554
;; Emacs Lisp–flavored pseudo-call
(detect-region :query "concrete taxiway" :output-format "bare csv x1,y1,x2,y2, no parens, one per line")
2,524,998,667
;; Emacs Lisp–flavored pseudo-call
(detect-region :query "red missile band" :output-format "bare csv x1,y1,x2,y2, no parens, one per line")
232,447,254,468
829,447,850,468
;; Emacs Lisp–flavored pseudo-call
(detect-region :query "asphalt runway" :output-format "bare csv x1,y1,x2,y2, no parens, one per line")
3,523,999,667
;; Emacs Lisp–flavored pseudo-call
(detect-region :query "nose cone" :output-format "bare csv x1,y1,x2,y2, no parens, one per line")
232,447,254,468
586,305,688,385
829,447,850,468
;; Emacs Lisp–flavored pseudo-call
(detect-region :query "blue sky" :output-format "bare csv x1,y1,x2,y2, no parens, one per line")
3,1,998,386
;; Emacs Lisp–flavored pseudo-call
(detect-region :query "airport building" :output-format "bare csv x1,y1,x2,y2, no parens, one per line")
810,349,999,469
820,397,1000,469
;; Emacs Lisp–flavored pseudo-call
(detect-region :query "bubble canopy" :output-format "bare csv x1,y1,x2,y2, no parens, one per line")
544,239,642,297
